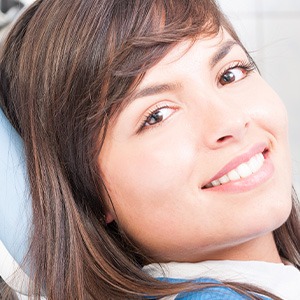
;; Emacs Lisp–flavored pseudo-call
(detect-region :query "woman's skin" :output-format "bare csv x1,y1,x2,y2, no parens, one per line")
99,30,292,264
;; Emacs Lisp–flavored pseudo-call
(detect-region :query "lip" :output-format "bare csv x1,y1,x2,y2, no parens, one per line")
201,142,273,192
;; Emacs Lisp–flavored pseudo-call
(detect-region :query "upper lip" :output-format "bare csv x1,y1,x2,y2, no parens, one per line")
202,142,269,188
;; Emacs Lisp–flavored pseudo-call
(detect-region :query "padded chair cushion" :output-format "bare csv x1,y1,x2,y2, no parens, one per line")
0,109,31,266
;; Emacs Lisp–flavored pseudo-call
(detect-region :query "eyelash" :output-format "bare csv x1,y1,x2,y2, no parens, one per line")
137,104,175,134
217,59,257,85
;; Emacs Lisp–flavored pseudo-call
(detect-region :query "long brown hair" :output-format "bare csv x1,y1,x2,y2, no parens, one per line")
0,0,299,299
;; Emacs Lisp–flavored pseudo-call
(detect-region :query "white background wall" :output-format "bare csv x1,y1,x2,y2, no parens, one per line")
218,0,300,194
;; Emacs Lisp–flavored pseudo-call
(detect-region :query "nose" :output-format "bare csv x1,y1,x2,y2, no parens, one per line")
202,100,250,149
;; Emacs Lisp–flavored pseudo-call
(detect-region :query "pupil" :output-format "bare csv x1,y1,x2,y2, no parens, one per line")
222,71,234,83
148,111,163,125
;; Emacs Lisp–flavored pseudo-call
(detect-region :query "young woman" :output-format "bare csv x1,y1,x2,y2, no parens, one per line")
0,0,299,299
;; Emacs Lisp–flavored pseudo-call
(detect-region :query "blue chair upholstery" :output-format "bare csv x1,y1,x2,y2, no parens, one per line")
0,108,31,266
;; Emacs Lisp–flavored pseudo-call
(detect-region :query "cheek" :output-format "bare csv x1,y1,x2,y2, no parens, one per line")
100,126,200,217
99,137,202,253
247,81,292,227
248,80,289,136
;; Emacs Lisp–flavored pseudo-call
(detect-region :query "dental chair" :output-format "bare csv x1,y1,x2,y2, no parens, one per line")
0,1,35,297
0,108,32,299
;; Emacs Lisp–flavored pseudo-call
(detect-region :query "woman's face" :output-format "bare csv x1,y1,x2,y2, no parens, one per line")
99,30,292,262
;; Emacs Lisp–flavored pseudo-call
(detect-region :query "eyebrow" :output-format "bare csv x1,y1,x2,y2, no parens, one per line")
130,40,239,102
131,82,182,101
209,40,239,68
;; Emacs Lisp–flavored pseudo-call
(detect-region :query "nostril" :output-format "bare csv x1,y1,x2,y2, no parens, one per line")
217,135,232,143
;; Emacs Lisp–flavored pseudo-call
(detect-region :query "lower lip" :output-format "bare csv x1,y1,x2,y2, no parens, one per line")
203,154,274,193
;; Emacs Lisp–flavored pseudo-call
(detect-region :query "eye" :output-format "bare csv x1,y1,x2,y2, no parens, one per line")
219,61,256,86
219,68,247,85
138,105,176,132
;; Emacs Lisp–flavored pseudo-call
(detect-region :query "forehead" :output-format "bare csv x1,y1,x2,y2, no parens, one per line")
136,30,235,86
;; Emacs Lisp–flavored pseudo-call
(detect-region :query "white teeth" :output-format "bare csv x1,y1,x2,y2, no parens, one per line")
204,152,266,188
227,170,241,181
248,153,264,173
219,174,230,184
236,163,252,178
211,179,221,186
248,156,260,173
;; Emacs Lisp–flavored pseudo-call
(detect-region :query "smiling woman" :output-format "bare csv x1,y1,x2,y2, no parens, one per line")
100,32,292,265
0,0,299,299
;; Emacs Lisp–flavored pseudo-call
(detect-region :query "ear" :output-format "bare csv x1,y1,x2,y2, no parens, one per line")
105,211,115,224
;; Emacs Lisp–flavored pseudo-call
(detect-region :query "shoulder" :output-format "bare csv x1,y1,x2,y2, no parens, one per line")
158,278,268,300
174,286,249,300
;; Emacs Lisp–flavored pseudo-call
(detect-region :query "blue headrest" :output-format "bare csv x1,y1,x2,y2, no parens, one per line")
0,108,31,265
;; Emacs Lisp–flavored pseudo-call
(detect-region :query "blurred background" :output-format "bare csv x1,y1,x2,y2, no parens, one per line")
218,0,300,194
0,0,299,193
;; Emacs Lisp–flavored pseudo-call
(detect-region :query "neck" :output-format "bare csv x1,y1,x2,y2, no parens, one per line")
204,233,282,263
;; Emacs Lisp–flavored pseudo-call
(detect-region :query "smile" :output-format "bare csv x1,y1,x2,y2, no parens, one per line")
203,152,265,188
